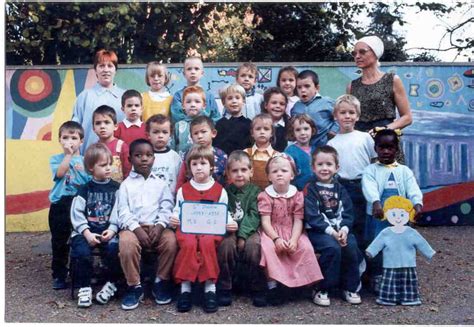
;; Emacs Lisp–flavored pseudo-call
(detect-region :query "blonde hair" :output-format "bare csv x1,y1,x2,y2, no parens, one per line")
236,62,258,78
184,56,203,68
219,83,246,104
84,143,113,173
145,61,170,86
382,196,416,223
334,94,361,117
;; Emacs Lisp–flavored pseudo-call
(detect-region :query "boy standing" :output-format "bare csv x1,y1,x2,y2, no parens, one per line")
48,121,90,289
116,139,177,310
170,56,221,123
114,89,147,145
236,62,263,120
213,83,252,155
291,70,339,150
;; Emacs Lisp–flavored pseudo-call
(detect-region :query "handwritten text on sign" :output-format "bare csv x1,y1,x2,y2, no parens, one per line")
180,201,228,235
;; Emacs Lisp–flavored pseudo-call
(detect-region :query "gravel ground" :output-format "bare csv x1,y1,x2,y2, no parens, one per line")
4,226,474,324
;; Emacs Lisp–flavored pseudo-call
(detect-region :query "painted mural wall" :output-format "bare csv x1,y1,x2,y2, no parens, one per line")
5,63,474,231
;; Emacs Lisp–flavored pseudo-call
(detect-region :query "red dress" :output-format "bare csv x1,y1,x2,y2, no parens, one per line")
173,181,225,283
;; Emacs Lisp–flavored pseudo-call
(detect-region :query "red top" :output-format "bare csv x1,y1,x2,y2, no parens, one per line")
114,121,147,145
104,138,132,179
181,181,223,203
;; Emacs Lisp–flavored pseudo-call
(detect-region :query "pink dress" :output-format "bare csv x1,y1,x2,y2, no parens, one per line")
258,185,323,287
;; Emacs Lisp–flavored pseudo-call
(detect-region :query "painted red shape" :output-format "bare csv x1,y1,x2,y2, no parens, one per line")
423,181,474,212
6,190,51,215
18,70,53,102
42,131,52,141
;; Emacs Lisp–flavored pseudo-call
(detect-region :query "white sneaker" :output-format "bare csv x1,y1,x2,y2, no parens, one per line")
96,281,117,304
312,290,330,306
77,287,93,308
343,290,362,304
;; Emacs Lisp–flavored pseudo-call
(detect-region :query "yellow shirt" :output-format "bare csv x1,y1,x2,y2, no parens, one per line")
142,91,173,122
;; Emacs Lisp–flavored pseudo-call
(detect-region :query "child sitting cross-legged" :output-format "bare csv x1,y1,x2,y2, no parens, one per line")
70,143,121,308
170,145,238,313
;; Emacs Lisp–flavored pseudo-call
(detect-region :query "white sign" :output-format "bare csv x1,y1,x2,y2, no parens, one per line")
180,201,228,235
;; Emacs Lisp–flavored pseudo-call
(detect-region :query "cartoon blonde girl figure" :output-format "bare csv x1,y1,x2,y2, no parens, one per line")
366,196,435,306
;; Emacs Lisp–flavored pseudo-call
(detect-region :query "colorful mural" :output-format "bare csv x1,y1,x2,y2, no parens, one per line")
5,63,474,231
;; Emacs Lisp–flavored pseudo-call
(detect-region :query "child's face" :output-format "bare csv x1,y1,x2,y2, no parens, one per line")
93,114,116,142
224,92,245,117
147,121,171,151
251,119,273,147
334,102,359,133
183,59,204,86
190,157,212,184
375,135,398,165
264,93,287,122
279,71,297,97
296,77,319,103
148,71,166,92
293,120,313,147
95,60,116,88
59,130,83,154
191,122,216,147
90,155,112,181
227,159,253,188
312,152,338,184
267,158,294,189
123,96,143,123
183,92,205,118
236,68,257,92
386,208,410,227
130,143,155,178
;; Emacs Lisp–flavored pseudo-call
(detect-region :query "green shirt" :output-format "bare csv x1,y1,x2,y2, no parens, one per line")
226,183,261,240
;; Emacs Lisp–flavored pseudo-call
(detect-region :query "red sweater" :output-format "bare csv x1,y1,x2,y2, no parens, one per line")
114,121,147,145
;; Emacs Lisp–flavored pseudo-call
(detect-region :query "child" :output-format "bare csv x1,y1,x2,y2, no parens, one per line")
115,139,177,310
142,61,173,122
362,129,423,291
48,121,90,289
174,85,206,158
70,143,121,308
213,83,252,155
170,145,238,313
244,113,278,190
276,66,299,116
170,56,221,123
175,115,227,189
236,62,264,120
92,105,131,182
291,70,339,150
284,114,317,190
366,196,435,306
146,114,182,195
304,146,363,306
261,87,289,152
327,94,377,247
217,151,267,307
258,153,323,305
114,89,147,145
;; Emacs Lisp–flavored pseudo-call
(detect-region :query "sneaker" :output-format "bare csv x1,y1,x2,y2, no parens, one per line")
176,292,192,312
252,290,267,307
217,289,232,306
203,291,218,313
343,290,362,304
312,290,330,306
96,281,117,304
77,287,93,308
121,285,144,310
267,287,284,306
152,280,173,305
52,277,67,290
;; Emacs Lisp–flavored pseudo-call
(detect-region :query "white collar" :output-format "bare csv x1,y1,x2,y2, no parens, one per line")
274,118,285,127
190,177,215,190
123,118,143,128
129,170,157,179
265,184,297,198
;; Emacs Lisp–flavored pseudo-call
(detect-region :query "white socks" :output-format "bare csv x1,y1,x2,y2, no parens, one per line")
181,281,191,293
204,280,216,293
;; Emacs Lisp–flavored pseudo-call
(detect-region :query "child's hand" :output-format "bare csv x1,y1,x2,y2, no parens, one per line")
331,230,340,242
149,225,164,247
286,238,298,254
101,229,115,242
337,230,348,247
85,232,101,247
62,142,75,156
134,227,151,249
169,216,180,229
372,201,384,219
414,204,423,221
237,238,246,252
327,131,337,141
226,222,238,233
273,237,286,254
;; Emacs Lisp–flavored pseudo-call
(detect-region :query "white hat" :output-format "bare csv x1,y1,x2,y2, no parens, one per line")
356,36,384,59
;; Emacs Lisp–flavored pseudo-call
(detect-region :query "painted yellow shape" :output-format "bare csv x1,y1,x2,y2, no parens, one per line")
25,75,45,95
6,209,50,232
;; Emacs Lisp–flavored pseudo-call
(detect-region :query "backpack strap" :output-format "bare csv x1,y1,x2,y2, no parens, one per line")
115,139,124,154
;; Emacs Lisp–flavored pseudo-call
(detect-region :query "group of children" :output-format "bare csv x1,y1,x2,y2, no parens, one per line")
48,55,433,313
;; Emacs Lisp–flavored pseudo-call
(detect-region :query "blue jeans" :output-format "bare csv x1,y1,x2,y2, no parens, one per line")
338,179,366,249
307,232,361,292
70,234,120,287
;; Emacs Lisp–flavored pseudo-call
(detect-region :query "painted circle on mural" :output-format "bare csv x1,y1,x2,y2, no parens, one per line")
451,215,459,224
426,79,444,99
460,203,471,215
10,69,61,112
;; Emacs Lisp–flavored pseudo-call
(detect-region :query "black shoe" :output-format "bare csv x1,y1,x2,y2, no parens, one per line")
217,289,232,306
203,291,218,313
177,292,192,312
152,280,173,305
267,287,284,306
252,290,267,307
52,277,67,290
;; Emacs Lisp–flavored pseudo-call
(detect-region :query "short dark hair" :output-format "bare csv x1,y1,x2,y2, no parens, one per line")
93,105,117,124
276,66,298,88
58,121,84,139
129,138,153,155
121,89,142,107
297,70,319,86
312,145,339,166
374,128,400,148
190,115,215,132
145,114,173,133
185,145,215,172
262,87,288,110
84,143,113,173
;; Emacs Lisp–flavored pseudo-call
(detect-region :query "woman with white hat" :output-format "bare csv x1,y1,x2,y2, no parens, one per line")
346,36,412,141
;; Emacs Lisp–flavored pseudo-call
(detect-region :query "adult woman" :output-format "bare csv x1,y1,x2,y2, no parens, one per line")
72,49,125,153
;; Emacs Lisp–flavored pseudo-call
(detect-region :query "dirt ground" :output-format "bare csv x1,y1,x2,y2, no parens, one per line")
4,226,474,324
